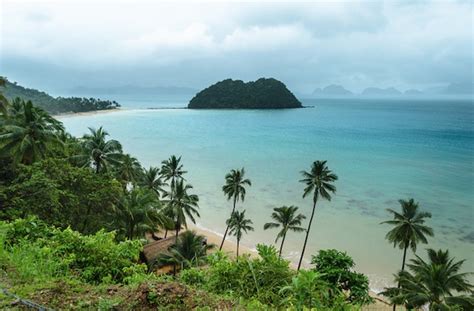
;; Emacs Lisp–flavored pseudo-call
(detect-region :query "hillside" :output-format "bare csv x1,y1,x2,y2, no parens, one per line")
1,79,120,114
188,78,302,109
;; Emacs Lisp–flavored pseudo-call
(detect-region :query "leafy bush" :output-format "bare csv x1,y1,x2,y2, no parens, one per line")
1,218,147,284
311,249,373,305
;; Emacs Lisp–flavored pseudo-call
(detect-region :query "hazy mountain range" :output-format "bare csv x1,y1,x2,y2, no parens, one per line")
311,83,473,98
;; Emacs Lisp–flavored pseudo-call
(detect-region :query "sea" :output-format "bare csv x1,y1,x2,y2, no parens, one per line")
57,96,474,291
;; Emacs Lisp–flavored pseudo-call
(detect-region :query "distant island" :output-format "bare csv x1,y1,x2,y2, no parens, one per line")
188,78,302,109
1,79,120,115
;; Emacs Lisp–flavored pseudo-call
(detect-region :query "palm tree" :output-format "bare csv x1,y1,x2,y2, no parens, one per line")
140,166,167,198
382,198,434,310
115,153,142,190
382,249,473,310
80,127,122,173
157,230,214,274
0,99,64,164
264,206,306,258
227,210,254,257
0,77,9,116
161,155,187,194
298,160,337,271
113,188,172,240
164,180,200,243
220,168,252,250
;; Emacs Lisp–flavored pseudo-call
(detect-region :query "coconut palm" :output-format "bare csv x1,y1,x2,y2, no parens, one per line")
113,188,172,240
80,126,122,173
140,166,167,198
161,155,187,194
157,230,214,274
382,249,473,310
264,206,306,258
298,160,337,270
115,153,142,190
0,99,64,164
163,180,200,243
382,198,434,310
220,168,252,250
227,210,254,257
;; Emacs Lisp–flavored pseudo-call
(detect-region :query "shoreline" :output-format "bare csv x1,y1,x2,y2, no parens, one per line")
54,107,123,118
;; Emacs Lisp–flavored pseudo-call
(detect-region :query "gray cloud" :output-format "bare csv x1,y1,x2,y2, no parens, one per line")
0,0,472,94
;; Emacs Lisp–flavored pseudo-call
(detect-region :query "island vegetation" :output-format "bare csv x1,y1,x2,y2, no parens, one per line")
0,81,472,310
188,78,303,109
1,78,120,115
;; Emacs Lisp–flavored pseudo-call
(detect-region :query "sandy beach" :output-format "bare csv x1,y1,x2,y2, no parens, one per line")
54,108,123,118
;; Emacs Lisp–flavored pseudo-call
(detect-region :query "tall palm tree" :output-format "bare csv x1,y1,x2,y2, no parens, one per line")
140,166,167,198
264,205,306,258
382,198,434,311
382,249,473,310
80,126,122,173
161,155,187,194
220,168,252,250
298,160,337,271
0,99,64,164
115,153,142,190
227,210,254,257
164,180,200,243
113,188,171,240
157,230,214,274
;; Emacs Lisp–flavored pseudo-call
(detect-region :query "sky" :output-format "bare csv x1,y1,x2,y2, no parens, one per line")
0,0,473,94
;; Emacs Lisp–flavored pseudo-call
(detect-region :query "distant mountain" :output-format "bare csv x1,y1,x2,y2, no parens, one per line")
1,79,120,114
312,85,353,97
69,85,197,96
361,87,402,97
404,89,423,96
443,82,473,95
188,78,302,109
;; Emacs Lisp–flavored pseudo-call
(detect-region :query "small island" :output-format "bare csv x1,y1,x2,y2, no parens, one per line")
188,78,302,109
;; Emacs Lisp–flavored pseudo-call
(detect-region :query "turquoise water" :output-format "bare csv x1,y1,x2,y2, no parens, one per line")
59,98,474,290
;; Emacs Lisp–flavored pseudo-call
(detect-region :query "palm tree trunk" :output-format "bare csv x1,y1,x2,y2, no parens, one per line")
95,161,100,174
220,195,237,250
297,198,317,271
392,243,409,311
164,229,168,238
279,232,287,258
236,239,240,258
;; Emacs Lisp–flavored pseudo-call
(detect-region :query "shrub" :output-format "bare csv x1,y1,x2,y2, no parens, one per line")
311,249,373,305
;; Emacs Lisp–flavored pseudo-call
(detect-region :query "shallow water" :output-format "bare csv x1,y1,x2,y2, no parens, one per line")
59,98,474,290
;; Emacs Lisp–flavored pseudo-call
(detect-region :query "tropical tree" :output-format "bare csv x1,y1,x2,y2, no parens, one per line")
264,205,306,258
382,249,473,310
161,155,187,195
220,168,252,250
382,199,434,310
298,160,337,270
164,180,200,243
80,126,122,173
0,99,64,164
140,166,167,198
113,188,171,240
157,230,214,274
115,153,142,190
0,77,9,116
227,210,254,257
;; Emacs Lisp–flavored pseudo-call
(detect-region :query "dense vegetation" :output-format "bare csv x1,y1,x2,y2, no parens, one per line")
0,80,472,310
1,78,120,114
188,78,303,109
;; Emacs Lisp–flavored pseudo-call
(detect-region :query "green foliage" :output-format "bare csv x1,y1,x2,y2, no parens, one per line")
188,78,302,109
311,249,373,305
179,267,206,285
1,79,120,114
1,218,147,284
1,158,122,234
280,270,331,310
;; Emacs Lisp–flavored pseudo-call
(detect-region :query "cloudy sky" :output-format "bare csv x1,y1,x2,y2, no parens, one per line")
0,0,472,94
